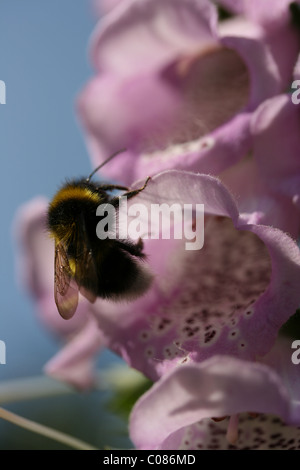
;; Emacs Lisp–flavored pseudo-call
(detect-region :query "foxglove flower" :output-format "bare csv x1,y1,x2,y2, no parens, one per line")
217,0,300,88
218,147,300,239
85,171,300,379
14,198,105,390
130,338,300,450
33,171,300,385
213,54,300,237
233,52,300,237
93,0,123,16
77,0,293,184
251,93,300,219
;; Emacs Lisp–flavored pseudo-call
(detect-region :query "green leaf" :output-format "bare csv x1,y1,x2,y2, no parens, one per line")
104,366,153,421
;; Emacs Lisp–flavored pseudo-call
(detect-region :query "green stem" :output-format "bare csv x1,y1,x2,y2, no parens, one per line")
0,407,98,450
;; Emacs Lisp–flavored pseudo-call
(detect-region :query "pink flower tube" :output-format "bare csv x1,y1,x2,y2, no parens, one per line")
77,0,298,184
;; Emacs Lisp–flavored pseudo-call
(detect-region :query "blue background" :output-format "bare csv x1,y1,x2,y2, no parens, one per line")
0,0,129,449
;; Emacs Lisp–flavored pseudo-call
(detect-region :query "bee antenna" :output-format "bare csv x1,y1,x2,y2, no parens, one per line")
86,148,127,182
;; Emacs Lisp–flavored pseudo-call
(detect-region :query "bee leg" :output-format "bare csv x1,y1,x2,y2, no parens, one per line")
110,177,151,207
131,237,144,256
123,176,151,201
136,237,144,252
97,184,129,192
115,238,146,258
137,237,147,257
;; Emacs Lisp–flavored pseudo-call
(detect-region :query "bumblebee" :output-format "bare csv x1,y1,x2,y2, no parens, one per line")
47,150,152,319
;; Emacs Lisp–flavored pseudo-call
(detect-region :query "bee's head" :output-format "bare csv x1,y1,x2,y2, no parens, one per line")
48,180,101,242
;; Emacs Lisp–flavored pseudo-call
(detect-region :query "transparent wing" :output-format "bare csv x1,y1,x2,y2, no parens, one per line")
73,216,98,304
54,242,79,319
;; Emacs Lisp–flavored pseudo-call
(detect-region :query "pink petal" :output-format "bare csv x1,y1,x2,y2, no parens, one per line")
77,69,252,185
219,2,300,89
294,52,300,80
44,317,105,390
218,0,293,29
14,198,89,336
265,21,300,89
130,355,300,449
90,171,300,379
155,413,300,450
78,0,292,185
251,94,300,208
220,35,280,107
77,72,185,159
92,0,124,16
134,112,252,181
14,201,108,389
78,0,298,183
14,197,53,298
261,337,300,403
90,0,218,75
220,155,300,237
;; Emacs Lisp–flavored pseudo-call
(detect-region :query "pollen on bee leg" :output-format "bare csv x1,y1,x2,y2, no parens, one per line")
226,414,239,446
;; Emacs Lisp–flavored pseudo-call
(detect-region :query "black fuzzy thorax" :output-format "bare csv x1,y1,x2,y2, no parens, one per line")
48,178,151,300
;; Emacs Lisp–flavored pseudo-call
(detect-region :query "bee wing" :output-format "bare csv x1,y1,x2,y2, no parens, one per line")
74,247,98,304
54,242,79,319
73,217,98,304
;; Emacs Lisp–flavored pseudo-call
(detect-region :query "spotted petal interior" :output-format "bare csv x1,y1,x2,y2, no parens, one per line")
171,414,300,450
135,216,271,367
